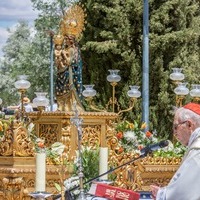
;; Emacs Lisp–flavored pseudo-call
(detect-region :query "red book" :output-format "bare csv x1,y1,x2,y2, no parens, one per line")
90,183,140,200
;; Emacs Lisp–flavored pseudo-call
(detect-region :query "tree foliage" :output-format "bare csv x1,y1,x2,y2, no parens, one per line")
0,21,34,105
80,0,200,137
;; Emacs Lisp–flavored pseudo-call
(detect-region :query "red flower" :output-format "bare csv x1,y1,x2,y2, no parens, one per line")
116,131,123,139
145,131,152,138
37,141,45,148
118,147,124,153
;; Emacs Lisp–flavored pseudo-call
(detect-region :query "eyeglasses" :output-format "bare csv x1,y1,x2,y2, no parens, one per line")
173,121,188,131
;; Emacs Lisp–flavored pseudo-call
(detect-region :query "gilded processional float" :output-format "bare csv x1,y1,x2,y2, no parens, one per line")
0,4,181,200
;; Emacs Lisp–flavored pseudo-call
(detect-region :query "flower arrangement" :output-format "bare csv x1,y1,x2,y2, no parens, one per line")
74,146,99,184
55,146,100,199
115,120,158,153
63,176,80,197
115,120,186,157
153,141,186,158
34,137,66,161
27,123,66,158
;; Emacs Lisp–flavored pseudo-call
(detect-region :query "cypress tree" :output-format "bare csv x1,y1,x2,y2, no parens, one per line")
80,0,200,138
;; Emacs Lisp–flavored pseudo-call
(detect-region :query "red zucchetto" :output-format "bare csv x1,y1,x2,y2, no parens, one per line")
184,103,200,115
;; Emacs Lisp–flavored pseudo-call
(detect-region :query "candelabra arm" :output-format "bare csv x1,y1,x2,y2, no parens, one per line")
111,82,117,112
176,95,185,107
30,108,45,123
192,97,200,103
85,97,106,112
19,89,26,120
172,81,182,85
37,107,45,119
117,98,136,115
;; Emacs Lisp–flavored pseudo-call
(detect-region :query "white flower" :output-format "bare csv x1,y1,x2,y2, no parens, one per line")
162,140,174,152
64,176,79,190
51,142,65,155
81,146,91,152
152,137,158,143
124,131,137,142
36,138,45,143
27,123,34,135
74,146,91,165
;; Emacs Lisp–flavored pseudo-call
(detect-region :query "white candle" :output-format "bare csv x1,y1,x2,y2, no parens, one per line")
35,152,46,191
99,147,108,180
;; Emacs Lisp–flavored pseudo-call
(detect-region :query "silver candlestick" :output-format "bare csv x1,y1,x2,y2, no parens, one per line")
70,103,86,200
29,192,52,200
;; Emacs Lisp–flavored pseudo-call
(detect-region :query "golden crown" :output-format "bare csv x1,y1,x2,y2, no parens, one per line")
59,4,86,39
53,34,64,45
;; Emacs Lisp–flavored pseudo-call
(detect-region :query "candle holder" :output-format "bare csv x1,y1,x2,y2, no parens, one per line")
82,70,141,113
170,68,200,106
174,82,189,107
82,85,106,112
33,92,49,117
14,75,31,121
29,191,52,200
106,69,121,112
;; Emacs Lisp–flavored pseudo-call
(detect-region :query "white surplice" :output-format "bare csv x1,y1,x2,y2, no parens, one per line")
156,127,200,200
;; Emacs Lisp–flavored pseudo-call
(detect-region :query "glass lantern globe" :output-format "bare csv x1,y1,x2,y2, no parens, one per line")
106,70,121,83
82,85,97,97
190,84,200,98
127,86,141,98
174,83,189,96
14,75,31,90
33,92,49,108
169,68,185,81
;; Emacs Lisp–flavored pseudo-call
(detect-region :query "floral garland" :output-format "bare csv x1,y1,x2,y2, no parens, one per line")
115,120,158,153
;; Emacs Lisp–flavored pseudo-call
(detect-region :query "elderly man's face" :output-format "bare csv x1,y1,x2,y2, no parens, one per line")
173,115,191,146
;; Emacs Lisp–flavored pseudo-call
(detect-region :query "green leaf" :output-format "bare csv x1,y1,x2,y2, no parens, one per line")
54,183,62,192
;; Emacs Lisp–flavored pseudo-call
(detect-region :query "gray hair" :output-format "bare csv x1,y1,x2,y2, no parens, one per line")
175,107,200,127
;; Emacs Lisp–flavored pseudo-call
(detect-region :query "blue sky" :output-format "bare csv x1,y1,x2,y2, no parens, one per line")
0,0,38,57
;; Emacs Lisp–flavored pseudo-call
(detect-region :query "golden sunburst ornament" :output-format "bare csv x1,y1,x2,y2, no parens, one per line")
60,4,86,40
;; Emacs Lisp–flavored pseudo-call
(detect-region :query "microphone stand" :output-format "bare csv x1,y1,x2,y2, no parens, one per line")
53,149,151,200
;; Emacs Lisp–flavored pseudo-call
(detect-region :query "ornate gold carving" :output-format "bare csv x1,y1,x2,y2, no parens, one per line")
0,122,34,157
82,125,101,147
140,156,182,165
0,122,13,156
61,124,72,150
13,125,34,157
2,177,25,200
39,123,59,146
109,152,181,191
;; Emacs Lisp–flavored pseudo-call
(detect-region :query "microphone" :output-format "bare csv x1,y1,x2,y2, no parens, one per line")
140,140,169,155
